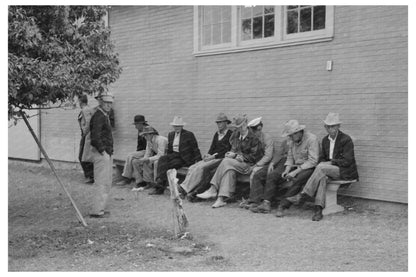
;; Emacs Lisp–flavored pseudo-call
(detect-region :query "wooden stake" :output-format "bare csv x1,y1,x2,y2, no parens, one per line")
20,111,88,227
167,169,188,237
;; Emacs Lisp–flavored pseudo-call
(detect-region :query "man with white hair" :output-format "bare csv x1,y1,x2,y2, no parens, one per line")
286,113,359,221
89,91,115,218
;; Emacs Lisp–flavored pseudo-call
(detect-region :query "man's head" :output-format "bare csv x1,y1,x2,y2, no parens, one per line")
170,116,186,133
133,115,148,132
247,117,263,133
323,113,342,138
282,119,306,143
95,92,114,113
231,115,248,134
78,94,88,109
215,113,231,132
140,126,159,141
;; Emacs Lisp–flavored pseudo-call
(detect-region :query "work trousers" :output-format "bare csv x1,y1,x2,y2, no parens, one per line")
79,135,94,179
156,152,186,187
302,162,340,208
91,151,113,215
180,158,222,194
121,150,146,182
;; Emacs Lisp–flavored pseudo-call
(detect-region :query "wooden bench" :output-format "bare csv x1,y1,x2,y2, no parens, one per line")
323,179,358,215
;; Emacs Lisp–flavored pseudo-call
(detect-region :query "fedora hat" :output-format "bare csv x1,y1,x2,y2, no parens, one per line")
323,113,342,125
281,120,306,137
170,116,186,126
230,115,248,128
247,117,262,127
215,113,231,124
95,91,114,103
133,115,148,125
139,126,158,136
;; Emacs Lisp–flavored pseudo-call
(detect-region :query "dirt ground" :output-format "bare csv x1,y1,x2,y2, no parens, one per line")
8,160,408,271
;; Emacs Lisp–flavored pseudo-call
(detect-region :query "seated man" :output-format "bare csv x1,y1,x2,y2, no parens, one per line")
131,126,168,188
197,115,262,208
116,115,148,187
149,116,202,195
179,113,233,199
250,120,319,217
286,113,359,221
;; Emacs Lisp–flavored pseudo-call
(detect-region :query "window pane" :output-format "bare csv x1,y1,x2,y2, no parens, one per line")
264,6,274,14
212,6,221,23
241,18,252,40
222,22,231,43
203,7,212,25
300,7,311,32
241,6,252,19
202,25,211,46
253,16,263,39
253,6,263,17
222,6,231,21
287,6,298,10
287,10,298,34
264,14,274,37
313,6,326,30
212,23,221,44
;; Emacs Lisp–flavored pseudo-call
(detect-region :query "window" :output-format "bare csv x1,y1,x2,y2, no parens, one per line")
194,5,334,56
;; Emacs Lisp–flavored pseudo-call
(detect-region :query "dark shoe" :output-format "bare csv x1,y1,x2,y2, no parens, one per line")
85,178,94,184
312,205,323,221
250,200,271,213
136,181,147,188
148,187,165,195
89,211,110,218
275,205,285,217
286,192,308,206
143,182,155,190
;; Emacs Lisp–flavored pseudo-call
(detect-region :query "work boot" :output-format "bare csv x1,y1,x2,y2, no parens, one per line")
312,205,323,221
136,181,147,188
239,198,250,209
148,186,165,195
196,186,217,199
286,192,308,206
275,205,285,217
250,200,271,213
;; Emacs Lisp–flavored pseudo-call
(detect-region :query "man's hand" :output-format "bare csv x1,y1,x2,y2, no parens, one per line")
203,154,214,162
267,163,274,174
225,152,236,159
281,166,291,179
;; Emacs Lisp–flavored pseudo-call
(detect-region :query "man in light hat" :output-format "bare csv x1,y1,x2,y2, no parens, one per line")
149,116,202,195
250,119,319,216
196,115,262,208
286,113,359,221
89,91,115,218
131,126,168,188
179,113,233,200
116,115,149,187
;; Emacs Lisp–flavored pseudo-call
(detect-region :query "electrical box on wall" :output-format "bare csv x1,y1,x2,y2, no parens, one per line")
326,60,333,71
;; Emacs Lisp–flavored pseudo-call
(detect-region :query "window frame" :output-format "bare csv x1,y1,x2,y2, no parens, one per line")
193,5,334,56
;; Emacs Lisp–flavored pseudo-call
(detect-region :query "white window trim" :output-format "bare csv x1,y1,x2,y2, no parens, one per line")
193,6,334,57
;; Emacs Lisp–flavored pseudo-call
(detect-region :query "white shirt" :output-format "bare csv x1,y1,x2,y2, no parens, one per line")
328,133,338,160
173,132,180,152
218,129,228,141
239,131,248,141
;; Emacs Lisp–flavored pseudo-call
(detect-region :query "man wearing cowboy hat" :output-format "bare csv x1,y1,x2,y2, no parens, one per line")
179,113,233,200
250,119,319,216
89,91,115,218
131,125,168,188
197,115,263,208
116,115,149,187
286,113,359,221
149,116,202,195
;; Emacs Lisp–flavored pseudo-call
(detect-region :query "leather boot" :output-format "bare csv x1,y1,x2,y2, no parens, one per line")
312,205,323,221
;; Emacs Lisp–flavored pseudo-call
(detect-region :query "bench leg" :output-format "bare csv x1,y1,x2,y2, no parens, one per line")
323,183,344,215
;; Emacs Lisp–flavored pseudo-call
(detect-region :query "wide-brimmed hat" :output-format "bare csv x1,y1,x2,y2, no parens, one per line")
323,112,342,125
230,115,248,128
281,120,306,137
215,113,231,124
170,116,186,126
95,91,114,103
247,117,262,127
132,115,148,125
139,126,158,136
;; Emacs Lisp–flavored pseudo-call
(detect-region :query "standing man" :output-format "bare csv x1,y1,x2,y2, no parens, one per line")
149,116,202,195
77,94,96,184
286,113,359,221
89,92,115,218
250,120,319,217
116,115,148,187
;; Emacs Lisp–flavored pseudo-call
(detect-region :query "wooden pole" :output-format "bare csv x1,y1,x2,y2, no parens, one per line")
167,169,188,237
20,111,88,227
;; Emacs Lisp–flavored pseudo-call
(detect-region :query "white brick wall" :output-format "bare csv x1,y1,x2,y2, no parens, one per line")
40,5,408,203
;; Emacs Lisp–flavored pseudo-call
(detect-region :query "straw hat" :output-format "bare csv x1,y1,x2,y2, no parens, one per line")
215,113,231,124
230,115,248,128
281,120,306,137
170,116,186,126
139,126,158,136
323,113,342,125
95,91,114,103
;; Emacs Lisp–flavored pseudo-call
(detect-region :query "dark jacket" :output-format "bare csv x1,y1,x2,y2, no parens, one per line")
229,129,262,165
136,134,147,151
207,129,233,159
167,129,202,166
321,130,359,180
90,108,113,155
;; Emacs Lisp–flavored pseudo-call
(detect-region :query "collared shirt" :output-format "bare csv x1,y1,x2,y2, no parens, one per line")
328,132,338,160
173,131,180,152
285,131,319,170
239,131,249,141
217,129,228,141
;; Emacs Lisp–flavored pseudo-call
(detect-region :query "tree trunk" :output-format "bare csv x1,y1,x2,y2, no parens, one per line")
167,169,188,237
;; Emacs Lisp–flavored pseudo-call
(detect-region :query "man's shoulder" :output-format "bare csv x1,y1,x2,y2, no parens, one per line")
305,131,318,142
338,131,354,143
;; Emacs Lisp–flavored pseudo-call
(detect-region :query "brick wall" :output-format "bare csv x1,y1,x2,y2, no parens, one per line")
40,5,408,203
